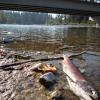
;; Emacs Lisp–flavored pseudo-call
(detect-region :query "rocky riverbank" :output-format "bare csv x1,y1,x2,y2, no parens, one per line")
0,48,100,100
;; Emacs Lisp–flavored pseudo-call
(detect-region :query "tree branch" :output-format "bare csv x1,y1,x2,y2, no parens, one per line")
0,51,85,69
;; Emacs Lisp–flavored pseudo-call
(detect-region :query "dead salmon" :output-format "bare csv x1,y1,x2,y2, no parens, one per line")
62,55,98,100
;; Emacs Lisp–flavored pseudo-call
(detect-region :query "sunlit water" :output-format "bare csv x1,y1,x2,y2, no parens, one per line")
0,24,100,52
0,24,100,100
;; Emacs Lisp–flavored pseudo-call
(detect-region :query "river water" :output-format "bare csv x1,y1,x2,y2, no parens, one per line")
0,25,100,100
0,24,100,52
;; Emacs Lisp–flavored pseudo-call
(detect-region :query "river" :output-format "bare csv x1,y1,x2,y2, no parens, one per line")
0,24,100,52
0,24,100,100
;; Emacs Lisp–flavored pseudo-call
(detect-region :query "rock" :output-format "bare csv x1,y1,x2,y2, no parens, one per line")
2,37,14,44
40,72,56,83
39,72,56,88
16,82,25,92
35,51,41,56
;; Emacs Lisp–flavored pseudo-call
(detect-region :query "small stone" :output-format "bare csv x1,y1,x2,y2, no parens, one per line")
35,51,41,55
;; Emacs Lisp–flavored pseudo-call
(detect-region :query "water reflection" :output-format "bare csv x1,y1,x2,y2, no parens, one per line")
0,25,100,52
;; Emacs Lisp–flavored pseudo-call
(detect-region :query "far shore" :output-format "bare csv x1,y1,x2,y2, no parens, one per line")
0,24,99,28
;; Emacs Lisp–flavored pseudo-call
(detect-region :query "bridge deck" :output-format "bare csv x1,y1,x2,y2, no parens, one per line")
0,0,100,16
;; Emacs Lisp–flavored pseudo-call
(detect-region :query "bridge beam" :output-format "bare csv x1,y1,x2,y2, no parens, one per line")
0,0,100,16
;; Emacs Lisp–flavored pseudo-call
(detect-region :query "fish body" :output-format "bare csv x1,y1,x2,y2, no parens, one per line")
62,55,98,100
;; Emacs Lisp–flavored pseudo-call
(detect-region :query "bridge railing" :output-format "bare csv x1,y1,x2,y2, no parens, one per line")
71,0,100,3
81,0,100,3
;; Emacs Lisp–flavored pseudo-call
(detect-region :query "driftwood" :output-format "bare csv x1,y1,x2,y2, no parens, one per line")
14,54,33,60
0,51,85,69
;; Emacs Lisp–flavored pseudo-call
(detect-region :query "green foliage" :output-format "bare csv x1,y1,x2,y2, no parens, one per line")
47,15,69,25
0,11,97,25
47,15,96,25
0,11,50,24
0,11,7,24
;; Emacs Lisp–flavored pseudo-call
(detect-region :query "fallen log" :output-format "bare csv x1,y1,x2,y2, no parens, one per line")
14,54,33,60
0,51,85,69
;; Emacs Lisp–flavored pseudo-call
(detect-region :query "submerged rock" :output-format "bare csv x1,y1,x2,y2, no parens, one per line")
2,36,14,44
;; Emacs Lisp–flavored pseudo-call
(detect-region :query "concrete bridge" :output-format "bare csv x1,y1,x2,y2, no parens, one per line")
0,0,100,16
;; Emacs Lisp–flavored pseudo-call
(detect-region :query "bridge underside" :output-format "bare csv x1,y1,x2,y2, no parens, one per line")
0,0,100,16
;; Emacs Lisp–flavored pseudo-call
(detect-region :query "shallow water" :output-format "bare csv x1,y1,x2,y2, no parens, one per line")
0,25,100,100
0,25,99,52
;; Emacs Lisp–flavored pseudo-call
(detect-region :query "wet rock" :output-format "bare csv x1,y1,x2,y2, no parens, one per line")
40,72,56,83
39,72,56,88
2,36,14,44
35,51,41,55
16,82,25,92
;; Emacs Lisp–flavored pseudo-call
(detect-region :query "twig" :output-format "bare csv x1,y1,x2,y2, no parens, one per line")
0,57,63,69
0,51,85,69
14,54,32,59
67,51,86,57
